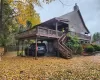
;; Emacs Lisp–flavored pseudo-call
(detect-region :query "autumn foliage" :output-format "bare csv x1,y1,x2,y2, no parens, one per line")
0,56,100,79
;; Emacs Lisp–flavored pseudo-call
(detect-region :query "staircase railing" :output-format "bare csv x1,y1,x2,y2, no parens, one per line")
58,34,69,58
55,33,72,59
61,33,72,58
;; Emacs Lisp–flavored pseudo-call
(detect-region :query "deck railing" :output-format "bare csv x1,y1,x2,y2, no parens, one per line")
15,26,63,39
37,27,63,38
15,26,91,40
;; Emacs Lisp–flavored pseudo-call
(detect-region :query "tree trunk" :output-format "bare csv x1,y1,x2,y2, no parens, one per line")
0,47,4,61
0,0,3,33
0,56,1,61
4,46,7,54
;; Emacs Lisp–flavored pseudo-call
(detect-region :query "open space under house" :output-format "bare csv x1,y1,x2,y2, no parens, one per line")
15,4,91,59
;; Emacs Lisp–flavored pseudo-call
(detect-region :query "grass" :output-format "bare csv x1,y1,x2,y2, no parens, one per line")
0,55,100,80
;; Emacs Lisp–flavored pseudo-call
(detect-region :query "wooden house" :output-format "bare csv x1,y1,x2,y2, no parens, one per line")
15,4,91,59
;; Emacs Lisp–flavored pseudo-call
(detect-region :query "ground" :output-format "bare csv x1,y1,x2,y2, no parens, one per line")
0,53,100,80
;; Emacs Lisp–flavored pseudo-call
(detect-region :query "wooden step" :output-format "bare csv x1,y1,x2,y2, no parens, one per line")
54,33,72,59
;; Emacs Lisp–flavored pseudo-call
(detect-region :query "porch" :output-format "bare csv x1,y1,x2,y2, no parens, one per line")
16,26,91,41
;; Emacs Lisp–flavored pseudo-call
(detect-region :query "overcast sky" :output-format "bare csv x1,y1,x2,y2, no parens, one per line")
35,0,100,34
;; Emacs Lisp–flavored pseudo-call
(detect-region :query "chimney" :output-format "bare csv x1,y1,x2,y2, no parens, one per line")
74,3,79,11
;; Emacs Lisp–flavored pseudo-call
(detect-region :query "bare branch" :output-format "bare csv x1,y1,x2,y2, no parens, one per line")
58,0,71,6
59,0,65,5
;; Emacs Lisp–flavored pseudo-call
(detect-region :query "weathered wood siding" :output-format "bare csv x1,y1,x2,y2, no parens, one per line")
59,10,89,34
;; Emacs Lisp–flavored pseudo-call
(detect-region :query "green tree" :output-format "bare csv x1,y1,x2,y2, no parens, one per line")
0,0,3,33
92,32,100,42
0,0,18,53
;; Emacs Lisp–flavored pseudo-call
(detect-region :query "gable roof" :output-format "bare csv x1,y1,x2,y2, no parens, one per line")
58,4,90,33
77,9,90,33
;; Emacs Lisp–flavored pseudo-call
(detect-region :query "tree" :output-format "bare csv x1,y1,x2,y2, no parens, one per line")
8,0,42,26
0,0,3,33
0,0,18,53
92,32,100,42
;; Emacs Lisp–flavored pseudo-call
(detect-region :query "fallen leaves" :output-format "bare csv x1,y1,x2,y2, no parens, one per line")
0,56,100,80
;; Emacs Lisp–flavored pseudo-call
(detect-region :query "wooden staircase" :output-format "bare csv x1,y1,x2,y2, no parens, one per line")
54,33,72,59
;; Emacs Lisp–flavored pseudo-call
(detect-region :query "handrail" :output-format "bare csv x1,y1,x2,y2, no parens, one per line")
56,33,73,58
61,34,73,57
38,26,63,33
61,33,72,55
16,26,64,39
58,33,71,58
37,26,63,38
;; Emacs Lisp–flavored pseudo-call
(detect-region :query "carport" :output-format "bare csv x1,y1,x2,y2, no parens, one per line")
15,18,69,59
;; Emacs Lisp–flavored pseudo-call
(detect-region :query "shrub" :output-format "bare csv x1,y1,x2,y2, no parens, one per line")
17,51,25,56
66,36,81,54
92,45,100,51
76,45,83,54
85,45,94,53
82,44,90,49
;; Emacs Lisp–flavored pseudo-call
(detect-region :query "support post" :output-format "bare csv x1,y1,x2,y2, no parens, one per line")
17,40,20,56
27,39,30,56
21,40,24,56
35,37,38,60
56,22,58,37
57,40,59,57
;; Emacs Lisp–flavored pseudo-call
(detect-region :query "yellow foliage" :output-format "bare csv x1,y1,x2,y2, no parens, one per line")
7,0,55,27
8,0,13,4
8,0,41,27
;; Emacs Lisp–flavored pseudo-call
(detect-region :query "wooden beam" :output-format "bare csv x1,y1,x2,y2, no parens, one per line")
35,37,38,60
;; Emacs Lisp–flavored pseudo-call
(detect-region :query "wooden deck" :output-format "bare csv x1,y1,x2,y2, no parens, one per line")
15,26,63,39
15,26,91,41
